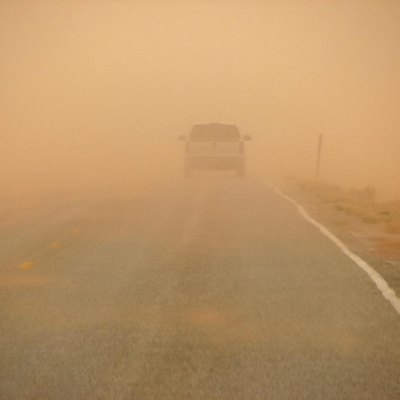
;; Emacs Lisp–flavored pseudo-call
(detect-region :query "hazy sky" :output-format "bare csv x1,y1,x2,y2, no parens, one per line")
1,1,399,198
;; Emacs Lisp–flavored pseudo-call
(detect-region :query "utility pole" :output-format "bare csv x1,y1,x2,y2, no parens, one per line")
315,134,323,181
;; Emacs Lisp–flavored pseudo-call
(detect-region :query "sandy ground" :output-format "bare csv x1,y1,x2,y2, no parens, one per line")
281,179,400,299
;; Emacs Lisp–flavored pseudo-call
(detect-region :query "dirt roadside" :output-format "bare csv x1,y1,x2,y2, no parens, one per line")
280,179,400,300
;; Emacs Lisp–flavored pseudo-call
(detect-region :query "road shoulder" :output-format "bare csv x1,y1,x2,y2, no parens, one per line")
276,179,400,301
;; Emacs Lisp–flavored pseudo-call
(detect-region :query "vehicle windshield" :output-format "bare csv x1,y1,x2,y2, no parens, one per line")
190,124,240,141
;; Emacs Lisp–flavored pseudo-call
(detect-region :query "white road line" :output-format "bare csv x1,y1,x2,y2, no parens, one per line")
267,182,400,316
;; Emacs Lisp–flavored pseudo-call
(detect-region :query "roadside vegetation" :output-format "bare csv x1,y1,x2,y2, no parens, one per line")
284,178,400,236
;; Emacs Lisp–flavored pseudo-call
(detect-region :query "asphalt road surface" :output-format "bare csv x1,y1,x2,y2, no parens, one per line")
1,178,400,399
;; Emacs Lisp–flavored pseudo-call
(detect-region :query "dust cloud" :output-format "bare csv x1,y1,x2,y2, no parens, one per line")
1,1,399,199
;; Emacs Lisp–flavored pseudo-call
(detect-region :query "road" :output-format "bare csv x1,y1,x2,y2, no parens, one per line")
1,177,400,399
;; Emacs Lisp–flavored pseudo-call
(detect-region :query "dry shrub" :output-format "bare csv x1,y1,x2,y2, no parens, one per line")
334,202,378,224
289,178,400,227
349,186,376,202
292,179,383,224
296,180,343,202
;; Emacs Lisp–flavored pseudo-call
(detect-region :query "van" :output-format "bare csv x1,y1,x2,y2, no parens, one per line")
178,123,251,178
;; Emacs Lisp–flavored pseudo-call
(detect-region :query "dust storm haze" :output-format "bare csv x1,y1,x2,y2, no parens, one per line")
1,1,399,199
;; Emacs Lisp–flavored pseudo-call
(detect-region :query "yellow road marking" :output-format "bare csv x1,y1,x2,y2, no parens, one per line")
18,261,35,271
49,242,61,249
